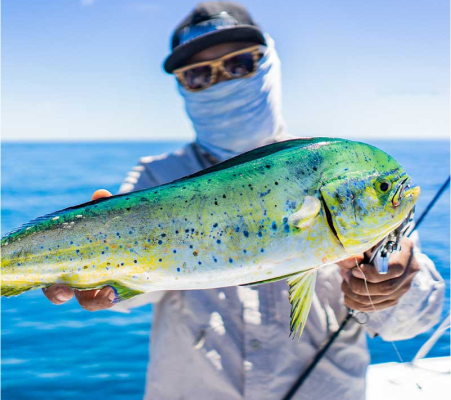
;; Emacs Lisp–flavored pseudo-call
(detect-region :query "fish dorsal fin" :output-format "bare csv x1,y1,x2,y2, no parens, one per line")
287,269,318,338
288,196,321,229
174,138,337,183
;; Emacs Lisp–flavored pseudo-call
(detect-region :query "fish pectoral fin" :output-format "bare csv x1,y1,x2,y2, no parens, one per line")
288,196,321,229
287,269,318,338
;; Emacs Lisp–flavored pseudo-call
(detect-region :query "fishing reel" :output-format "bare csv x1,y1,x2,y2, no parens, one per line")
368,208,416,274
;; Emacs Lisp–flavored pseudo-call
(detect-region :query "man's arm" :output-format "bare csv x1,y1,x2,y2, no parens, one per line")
340,234,445,341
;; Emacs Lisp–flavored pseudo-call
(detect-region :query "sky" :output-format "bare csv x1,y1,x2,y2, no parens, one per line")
2,0,450,141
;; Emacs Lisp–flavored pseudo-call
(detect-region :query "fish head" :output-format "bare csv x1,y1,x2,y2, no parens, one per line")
320,142,420,255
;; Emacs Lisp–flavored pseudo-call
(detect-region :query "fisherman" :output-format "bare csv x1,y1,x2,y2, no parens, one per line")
43,2,445,399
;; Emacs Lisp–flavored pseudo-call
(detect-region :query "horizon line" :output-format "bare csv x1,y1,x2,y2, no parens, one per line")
1,137,450,144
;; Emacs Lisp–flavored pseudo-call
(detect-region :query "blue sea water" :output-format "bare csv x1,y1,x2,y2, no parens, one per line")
1,140,449,400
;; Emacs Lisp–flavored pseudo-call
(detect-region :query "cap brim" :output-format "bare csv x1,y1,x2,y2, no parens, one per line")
163,26,266,73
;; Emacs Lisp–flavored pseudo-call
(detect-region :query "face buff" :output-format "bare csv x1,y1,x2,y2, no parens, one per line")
178,35,288,161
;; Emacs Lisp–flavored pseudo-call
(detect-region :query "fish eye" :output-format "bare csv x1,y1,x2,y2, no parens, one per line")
375,179,392,194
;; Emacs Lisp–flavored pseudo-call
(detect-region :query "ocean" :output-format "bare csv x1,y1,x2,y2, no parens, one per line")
1,140,449,400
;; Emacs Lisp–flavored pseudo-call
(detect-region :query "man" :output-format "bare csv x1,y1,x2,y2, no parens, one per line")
43,2,445,399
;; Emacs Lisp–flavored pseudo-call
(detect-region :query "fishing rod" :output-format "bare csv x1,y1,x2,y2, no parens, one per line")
410,176,450,235
282,175,450,400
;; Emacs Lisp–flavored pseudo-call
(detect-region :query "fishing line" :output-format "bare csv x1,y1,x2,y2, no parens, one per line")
353,258,407,366
353,258,422,390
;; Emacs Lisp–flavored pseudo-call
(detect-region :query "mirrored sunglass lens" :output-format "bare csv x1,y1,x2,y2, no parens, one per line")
223,52,255,77
183,66,212,90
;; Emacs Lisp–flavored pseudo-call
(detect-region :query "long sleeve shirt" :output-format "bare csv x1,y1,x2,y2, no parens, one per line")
114,142,445,400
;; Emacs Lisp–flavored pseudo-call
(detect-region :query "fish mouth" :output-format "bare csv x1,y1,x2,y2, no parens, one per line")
320,192,341,244
404,184,421,204
392,177,420,207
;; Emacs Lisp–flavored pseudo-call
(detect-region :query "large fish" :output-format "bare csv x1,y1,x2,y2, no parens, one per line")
1,138,419,336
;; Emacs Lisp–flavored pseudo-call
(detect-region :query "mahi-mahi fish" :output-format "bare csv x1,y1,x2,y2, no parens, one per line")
1,138,420,336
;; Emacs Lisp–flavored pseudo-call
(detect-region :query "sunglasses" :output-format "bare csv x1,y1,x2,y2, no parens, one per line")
174,45,265,92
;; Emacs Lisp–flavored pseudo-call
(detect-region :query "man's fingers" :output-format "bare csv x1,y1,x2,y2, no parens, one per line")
354,238,415,282
74,287,115,312
341,281,389,304
42,284,116,311
341,238,418,311
91,189,112,201
347,271,410,296
344,295,399,312
351,263,405,283
42,284,74,305
341,279,412,305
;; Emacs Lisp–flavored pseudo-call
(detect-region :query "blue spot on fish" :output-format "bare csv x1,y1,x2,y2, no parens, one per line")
243,231,249,238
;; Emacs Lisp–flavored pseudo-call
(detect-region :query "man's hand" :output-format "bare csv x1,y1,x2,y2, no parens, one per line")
338,237,420,312
42,189,117,311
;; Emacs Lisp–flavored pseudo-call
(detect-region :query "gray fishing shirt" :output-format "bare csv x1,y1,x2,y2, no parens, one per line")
114,142,445,400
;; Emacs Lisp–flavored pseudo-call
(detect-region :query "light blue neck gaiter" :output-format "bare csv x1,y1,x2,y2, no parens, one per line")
178,35,287,161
